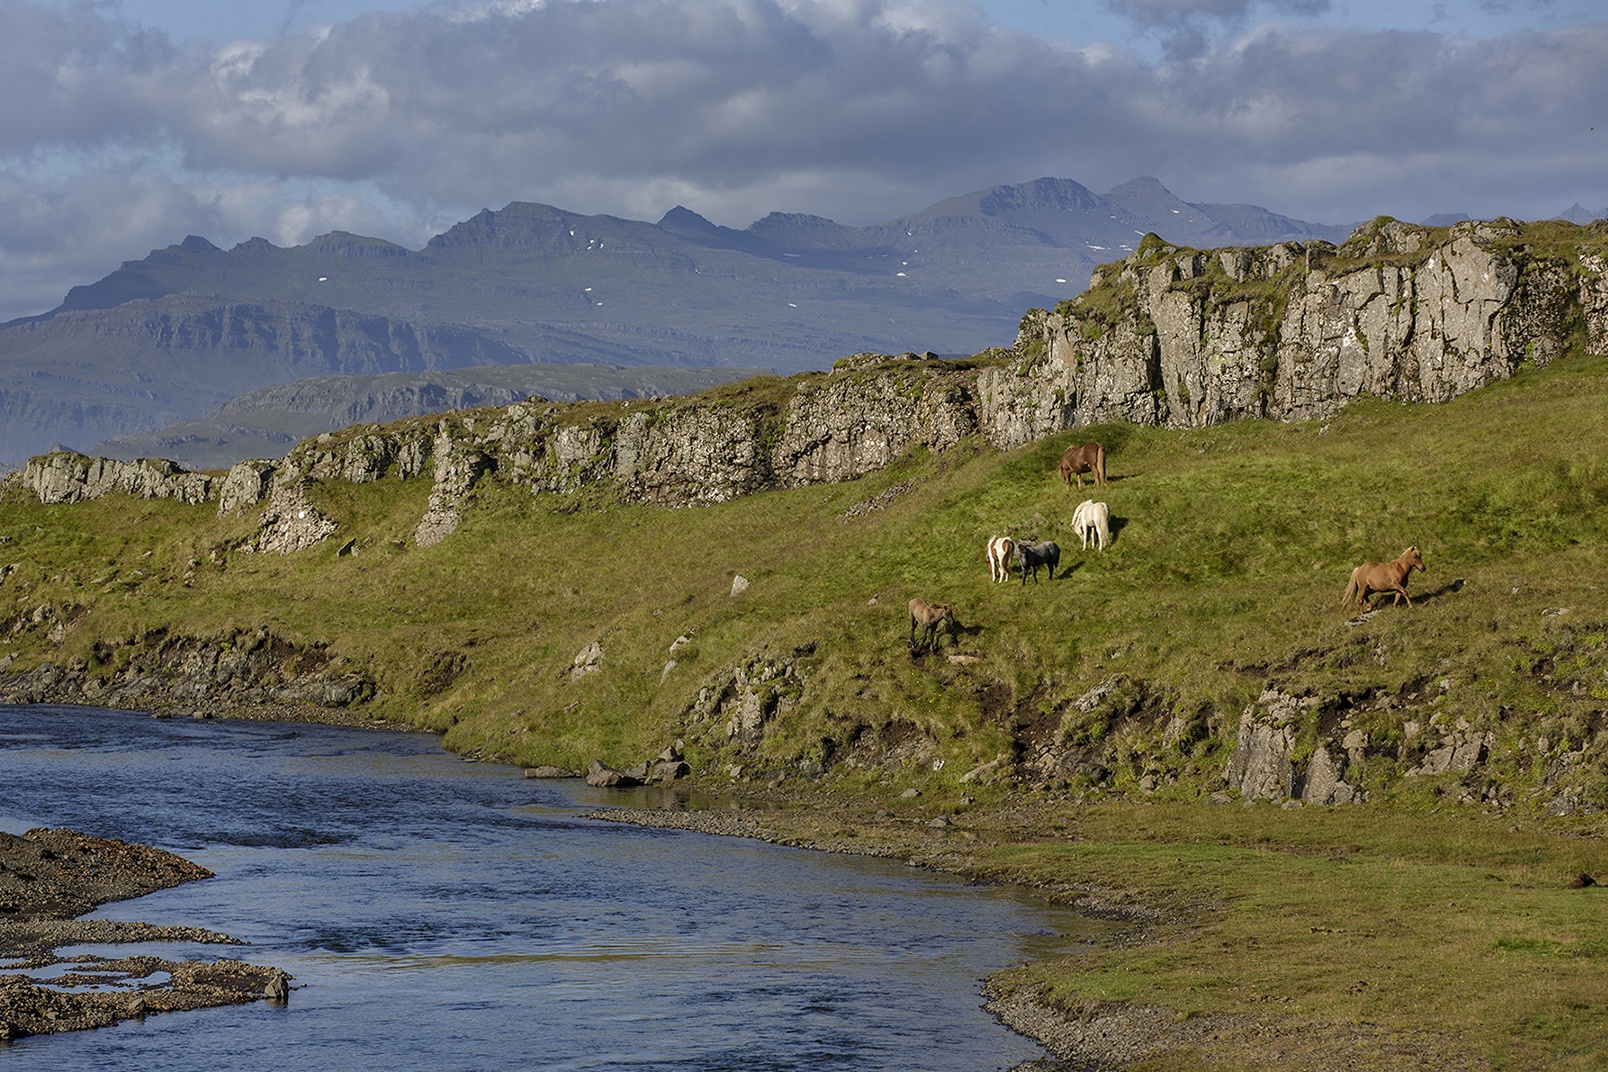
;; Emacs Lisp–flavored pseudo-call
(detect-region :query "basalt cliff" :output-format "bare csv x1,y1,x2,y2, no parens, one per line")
4,217,1606,805
1034,216,1608,429
22,218,1608,530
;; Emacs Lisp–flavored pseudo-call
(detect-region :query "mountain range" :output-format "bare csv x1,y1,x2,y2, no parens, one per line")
0,175,1453,467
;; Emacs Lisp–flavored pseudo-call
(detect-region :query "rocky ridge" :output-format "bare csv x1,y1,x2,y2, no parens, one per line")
0,626,375,722
1034,218,1608,429
17,221,1606,536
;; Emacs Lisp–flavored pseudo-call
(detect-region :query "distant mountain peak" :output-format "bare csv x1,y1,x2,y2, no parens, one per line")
1103,176,1191,215
972,176,1100,216
658,205,716,228
1107,175,1169,195
1555,203,1607,224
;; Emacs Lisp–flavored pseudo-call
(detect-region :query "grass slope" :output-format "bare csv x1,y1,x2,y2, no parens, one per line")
3,353,1608,1067
1,353,1606,788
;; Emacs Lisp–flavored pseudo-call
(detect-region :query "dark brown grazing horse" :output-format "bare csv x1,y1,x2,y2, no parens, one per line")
908,597,955,652
1342,546,1426,610
1016,541,1060,585
1059,442,1107,489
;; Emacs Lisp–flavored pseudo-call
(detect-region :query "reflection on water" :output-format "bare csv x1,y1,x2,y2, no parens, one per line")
0,704,1096,1071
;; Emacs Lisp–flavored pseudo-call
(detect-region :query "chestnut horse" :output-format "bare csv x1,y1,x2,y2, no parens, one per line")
909,597,955,652
986,535,1015,583
1342,546,1426,610
1059,442,1107,489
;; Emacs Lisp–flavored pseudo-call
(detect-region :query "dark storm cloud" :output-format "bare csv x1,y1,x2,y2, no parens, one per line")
1,0,1604,321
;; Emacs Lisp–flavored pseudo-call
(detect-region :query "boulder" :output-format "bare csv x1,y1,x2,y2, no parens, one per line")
523,765,579,779
585,760,640,788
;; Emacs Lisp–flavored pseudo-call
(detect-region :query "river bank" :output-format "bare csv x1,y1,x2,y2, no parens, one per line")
6,701,1589,1068
0,828,291,1042
589,799,1238,1070
587,793,1498,1072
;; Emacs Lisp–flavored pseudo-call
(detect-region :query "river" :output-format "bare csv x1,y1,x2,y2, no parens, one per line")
0,704,1095,1070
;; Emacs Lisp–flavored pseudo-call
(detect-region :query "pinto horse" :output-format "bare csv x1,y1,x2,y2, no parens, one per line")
1059,442,1107,489
986,536,1015,583
1342,546,1426,610
909,597,956,652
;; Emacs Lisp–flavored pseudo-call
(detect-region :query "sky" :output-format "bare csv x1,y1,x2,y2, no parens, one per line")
2,0,1604,322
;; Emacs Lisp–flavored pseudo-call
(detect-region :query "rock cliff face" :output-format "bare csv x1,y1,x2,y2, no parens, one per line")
0,627,373,720
25,351,1061,543
22,454,214,506
13,220,1606,566
1033,218,1608,428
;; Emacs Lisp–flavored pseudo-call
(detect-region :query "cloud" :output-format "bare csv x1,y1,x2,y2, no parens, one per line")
0,0,1604,322
1102,0,1330,58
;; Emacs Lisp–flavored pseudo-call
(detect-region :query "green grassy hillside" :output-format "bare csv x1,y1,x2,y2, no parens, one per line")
2,350,1606,809
4,352,1608,1069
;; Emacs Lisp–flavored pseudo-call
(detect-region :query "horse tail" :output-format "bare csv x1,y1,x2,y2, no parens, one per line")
1095,444,1107,486
1341,573,1360,609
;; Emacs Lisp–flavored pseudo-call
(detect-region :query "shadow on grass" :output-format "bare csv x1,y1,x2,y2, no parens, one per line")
1408,578,1467,606
1347,578,1465,620
906,617,992,659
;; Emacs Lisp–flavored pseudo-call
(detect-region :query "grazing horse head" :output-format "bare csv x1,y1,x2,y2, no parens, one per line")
1342,545,1426,611
1073,500,1111,551
1017,541,1060,585
1058,442,1106,489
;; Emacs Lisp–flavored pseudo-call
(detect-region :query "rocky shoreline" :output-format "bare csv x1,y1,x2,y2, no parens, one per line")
0,827,291,1042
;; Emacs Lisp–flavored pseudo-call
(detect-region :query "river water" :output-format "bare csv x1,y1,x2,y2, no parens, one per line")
0,704,1094,1071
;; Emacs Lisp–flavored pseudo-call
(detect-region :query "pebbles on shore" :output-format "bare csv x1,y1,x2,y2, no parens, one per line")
0,827,292,1041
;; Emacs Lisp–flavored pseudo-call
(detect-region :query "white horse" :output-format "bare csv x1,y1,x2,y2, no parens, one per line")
986,535,1016,582
1072,500,1111,551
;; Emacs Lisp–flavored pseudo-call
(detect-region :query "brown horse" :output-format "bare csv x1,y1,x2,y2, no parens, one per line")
908,597,955,652
1342,546,1426,610
1059,442,1107,489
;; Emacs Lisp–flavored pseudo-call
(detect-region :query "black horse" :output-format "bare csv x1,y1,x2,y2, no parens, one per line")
1017,541,1060,584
